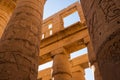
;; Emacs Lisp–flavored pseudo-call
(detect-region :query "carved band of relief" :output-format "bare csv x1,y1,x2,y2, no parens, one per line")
98,0,120,23
96,29,120,67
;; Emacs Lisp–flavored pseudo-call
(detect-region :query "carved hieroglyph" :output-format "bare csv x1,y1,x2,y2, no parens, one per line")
81,0,120,80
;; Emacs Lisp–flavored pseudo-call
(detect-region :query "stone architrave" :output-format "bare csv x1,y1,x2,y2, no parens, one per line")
81,0,120,80
0,0,45,79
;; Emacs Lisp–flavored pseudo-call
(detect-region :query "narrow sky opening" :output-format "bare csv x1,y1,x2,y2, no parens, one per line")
38,61,53,71
70,47,87,59
63,11,80,28
43,0,79,19
85,68,95,80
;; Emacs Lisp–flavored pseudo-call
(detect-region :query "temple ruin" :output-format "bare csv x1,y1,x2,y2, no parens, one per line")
0,0,119,80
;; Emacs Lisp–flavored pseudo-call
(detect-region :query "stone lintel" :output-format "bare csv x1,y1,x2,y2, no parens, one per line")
70,54,89,68
40,23,88,56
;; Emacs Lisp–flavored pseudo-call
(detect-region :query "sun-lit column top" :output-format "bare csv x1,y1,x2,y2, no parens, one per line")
0,0,16,14
0,0,16,37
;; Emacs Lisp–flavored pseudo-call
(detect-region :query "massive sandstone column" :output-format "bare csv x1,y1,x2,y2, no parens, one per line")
81,0,120,80
0,0,45,80
72,66,85,80
0,0,16,37
72,71,85,80
87,42,102,80
93,62,102,80
52,48,72,80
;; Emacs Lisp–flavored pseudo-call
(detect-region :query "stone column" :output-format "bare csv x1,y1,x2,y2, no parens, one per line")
93,62,102,80
81,0,120,80
0,0,16,37
72,66,85,80
0,0,45,80
52,48,72,80
87,42,102,80
72,71,85,80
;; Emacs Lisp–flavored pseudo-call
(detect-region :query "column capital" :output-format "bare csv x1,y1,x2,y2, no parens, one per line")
51,47,70,58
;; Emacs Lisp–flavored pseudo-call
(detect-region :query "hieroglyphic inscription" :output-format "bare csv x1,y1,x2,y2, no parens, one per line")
85,0,101,42
98,0,120,23
97,29,120,67
0,0,44,79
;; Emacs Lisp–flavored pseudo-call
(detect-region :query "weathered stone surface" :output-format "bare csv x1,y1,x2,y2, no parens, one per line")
52,48,72,80
94,62,102,80
0,0,45,80
87,41,96,65
81,0,120,79
71,65,85,80
72,71,85,80
87,42,102,80
38,68,52,80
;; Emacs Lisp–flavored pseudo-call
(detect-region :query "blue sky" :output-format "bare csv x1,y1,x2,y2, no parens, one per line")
40,0,94,80
43,0,79,19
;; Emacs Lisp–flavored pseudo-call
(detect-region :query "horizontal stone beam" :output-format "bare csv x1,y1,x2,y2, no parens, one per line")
70,54,89,68
39,22,89,65
40,23,88,56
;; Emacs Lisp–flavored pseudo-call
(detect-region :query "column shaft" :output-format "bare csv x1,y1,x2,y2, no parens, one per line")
81,0,120,80
52,53,72,80
72,71,85,80
94,62,102,80
87,42,102,80
0,0,45,80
